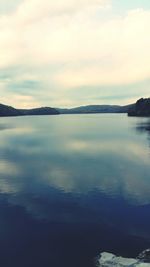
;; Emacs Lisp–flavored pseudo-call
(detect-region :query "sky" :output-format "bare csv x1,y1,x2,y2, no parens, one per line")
0,0,150,108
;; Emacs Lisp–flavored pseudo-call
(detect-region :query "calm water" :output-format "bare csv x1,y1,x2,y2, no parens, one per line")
0,114,150,267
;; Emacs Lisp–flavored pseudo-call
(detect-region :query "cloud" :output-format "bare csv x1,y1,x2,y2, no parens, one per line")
16,0,109,23
0,0,22,15
0,0,150,107
54,8,150,87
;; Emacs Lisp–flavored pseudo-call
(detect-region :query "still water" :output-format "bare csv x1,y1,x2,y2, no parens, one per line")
0,114,150,267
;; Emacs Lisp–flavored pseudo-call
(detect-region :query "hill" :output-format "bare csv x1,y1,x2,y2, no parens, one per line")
57,104,134,114
0,103,21,117
128,98,150,116
0,103,59,117
0,102,137,117
19,107,59,116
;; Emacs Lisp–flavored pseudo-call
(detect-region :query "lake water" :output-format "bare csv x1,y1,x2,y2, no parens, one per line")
0,114,150,267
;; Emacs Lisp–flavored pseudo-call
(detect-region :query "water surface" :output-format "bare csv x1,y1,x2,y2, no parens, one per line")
0,114,150,267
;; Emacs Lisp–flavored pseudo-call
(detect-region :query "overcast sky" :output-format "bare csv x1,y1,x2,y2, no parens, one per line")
0,0,150,108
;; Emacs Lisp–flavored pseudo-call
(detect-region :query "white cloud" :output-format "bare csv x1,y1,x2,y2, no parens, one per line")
0,0,150,107
0,0,109,67
16,0,109,23
54,8,150,87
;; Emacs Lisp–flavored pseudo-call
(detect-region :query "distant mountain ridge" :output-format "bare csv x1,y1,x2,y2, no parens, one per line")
0,103,59,117
2,99,150,117
19,107,60,116
57,104,134,114
0,102,135,117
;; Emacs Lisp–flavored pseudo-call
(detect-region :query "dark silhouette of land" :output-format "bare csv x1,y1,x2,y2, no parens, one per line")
0,97,150,117
56,104,134,114
128,98,150,117
0,103,134,117
0,104,59,117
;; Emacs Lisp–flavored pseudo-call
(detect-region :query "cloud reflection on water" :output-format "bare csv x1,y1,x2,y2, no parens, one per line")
0,116,149,204
0,115,149,245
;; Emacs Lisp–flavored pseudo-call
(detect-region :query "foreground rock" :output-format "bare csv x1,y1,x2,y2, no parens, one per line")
138,249,150,262
98,249,150,267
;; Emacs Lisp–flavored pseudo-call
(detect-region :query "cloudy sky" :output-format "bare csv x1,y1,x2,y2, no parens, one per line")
0,0,150,108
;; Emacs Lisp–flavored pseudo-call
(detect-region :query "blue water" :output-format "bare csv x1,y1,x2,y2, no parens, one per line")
0,114,150,267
